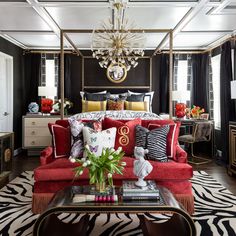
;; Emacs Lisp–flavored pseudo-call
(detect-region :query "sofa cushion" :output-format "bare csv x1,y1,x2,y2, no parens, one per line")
68,117,102,158
103,117,141,155
135,125,169,162
34,156,193,182
83,127,117,156
148,120,181,161
48,124,71,158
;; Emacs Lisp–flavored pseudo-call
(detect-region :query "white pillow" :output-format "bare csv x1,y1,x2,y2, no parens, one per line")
80,90,107,100
82,127,117,157
128,90,154,112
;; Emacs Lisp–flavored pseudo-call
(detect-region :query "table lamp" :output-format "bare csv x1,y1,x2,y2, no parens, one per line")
231,80,236,99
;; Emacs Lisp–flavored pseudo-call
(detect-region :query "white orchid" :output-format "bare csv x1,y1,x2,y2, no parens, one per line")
108,173,112,178
108,155,113,160
82,162,87,167
69,157,76,163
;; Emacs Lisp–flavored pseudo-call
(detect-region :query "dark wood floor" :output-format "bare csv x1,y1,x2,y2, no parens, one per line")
9,151,236,195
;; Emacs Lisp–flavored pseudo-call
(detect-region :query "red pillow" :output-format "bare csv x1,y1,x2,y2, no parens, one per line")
148,121,181,161
103,117,141,155
48,123,71,158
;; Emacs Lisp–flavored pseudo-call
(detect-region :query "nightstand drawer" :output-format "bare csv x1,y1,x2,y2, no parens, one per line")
24,136,52,147
24,117,58,127
24,127,50,137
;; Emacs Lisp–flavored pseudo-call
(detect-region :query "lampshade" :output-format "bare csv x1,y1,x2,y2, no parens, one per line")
38,86,57,97
231,80,236,99
172,90,190,102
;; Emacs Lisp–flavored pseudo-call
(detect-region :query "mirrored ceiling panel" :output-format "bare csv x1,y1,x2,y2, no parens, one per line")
183,7,236,31
0,6,51,31
0,0,26,2
67,32,167,49
7,33,60,48
46,6,110,29
173,32,227,49
125,6,190,29
39,0,108,2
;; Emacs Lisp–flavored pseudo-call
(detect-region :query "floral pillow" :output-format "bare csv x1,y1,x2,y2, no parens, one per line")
82,127,117,157
68,117,102,158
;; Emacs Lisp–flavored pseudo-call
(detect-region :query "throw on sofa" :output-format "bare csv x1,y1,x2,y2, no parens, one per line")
32,118,194,215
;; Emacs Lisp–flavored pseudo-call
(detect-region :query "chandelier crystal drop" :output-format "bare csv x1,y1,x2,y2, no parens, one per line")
91,0,146,72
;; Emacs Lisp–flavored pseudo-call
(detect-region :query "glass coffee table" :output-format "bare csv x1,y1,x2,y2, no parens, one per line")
33,185,196,236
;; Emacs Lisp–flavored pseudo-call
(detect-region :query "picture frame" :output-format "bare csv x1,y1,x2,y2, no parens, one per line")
200,113,209,120
106,63,127,83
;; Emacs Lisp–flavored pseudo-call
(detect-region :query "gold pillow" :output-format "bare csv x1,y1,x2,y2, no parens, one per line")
124,101,149,112
82,100,107,112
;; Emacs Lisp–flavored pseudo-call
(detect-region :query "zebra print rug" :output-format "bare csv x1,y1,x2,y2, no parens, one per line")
0,171,236,236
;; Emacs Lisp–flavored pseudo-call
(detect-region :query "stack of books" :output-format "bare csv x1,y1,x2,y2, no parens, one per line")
122,180,159,201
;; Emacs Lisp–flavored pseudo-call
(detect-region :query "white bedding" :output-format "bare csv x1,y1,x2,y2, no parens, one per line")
71,110,161,120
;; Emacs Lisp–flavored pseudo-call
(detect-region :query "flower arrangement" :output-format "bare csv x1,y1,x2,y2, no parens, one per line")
70,146,126,192
53,98,73,115
190,105,205,119
41,98,53,113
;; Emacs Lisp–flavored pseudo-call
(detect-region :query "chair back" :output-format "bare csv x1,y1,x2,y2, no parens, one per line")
193,122,212,142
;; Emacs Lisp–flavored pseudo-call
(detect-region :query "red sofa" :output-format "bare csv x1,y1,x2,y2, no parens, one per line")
32,119,194,215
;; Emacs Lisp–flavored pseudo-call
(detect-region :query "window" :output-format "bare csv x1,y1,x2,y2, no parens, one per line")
39,53,59,100
211,54,221,129
172,55,191,115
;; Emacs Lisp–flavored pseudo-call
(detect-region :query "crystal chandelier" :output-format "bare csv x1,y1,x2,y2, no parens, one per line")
91,0,146,72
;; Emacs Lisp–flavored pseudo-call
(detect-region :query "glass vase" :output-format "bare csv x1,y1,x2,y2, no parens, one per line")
95,182,106,193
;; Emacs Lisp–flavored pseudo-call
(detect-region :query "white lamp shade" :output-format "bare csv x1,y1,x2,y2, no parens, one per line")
172,90,190,102
38,86,57,97
231,81,236,99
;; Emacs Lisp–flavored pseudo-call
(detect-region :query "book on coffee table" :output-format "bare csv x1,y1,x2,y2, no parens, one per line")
123,180,159,193
122,180,160,201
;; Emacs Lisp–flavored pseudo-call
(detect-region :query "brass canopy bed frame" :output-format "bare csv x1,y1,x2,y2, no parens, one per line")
59,28,174,119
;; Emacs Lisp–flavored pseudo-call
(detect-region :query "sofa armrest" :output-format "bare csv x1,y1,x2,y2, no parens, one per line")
175,145,187,163
40,146,54,165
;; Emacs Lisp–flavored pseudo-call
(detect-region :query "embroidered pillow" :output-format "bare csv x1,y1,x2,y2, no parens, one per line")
107,100,124,110
148,121,181,161
82,127,117,157
48,123,71,158
136,125,169,162
124,101,149,112
68,117,102,158
103,117,141,155
82,100,107,112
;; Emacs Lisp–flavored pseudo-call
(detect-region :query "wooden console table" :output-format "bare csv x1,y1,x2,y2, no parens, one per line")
33,185,196,236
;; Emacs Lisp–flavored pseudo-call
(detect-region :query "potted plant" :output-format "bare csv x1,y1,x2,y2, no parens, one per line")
70,146,126,192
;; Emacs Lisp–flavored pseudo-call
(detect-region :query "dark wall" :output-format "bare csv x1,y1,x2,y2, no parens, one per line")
69,50,161,114
0,37,24,149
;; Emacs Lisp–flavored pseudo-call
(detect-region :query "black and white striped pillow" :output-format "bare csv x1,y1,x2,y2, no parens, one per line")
135,125,169,162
